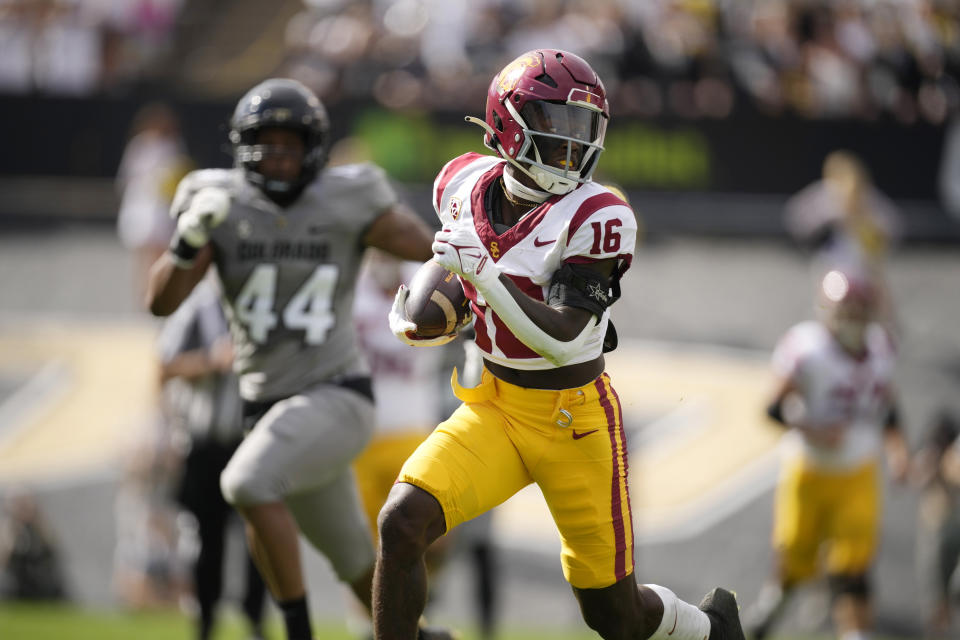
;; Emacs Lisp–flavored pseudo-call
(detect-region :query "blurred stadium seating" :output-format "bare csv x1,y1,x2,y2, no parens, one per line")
0,0,959,241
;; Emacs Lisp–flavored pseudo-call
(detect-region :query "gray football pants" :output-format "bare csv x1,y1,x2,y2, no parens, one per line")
220,382,376,583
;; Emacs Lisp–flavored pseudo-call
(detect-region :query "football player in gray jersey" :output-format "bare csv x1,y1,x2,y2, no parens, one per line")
145,78,438,640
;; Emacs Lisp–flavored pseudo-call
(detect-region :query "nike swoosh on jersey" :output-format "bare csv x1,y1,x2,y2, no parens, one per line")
533,237,556,247
571,429,598,440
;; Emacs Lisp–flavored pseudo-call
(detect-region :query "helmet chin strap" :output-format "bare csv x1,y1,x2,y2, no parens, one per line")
502,170,551,203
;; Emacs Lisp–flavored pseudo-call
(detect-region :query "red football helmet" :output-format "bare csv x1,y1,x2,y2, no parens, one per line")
817,269,878,352
467,49,609,195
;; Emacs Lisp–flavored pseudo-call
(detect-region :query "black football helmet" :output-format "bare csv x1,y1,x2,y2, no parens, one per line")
229,78,330,204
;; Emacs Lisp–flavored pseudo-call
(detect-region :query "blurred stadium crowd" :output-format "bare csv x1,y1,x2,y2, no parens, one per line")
2,0,959,124
0,0,183,95
281,0,960,123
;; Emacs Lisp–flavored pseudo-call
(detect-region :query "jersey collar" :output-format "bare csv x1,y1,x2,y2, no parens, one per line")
470,162,563,260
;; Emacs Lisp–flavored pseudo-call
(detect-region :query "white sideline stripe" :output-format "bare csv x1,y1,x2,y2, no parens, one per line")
633,446,781,544
0,361,70,449
628,398,779,544
627,398,710,460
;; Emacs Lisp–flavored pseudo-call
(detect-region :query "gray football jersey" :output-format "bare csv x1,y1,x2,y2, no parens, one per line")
170,164,397,400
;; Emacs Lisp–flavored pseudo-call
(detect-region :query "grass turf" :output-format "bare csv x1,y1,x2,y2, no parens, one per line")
0,602,598,640
0,602,904,640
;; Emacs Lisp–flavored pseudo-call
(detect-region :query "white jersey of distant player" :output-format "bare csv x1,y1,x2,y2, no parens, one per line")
772,320,897,469
354,262,441,434
433,152,636,370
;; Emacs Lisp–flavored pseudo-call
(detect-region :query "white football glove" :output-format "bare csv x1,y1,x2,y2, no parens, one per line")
432,226,500,288
388,285,457,347
177,187,231,249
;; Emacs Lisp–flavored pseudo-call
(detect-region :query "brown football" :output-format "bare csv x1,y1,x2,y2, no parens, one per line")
404,260,471,338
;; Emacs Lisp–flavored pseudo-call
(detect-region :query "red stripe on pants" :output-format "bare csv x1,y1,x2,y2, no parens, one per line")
596,375,629,581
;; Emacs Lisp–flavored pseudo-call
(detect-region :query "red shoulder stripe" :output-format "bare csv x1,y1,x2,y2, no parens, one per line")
568,192,629,244
434,152,485,213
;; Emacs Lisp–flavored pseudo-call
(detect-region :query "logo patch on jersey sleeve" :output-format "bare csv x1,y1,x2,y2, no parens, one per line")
448,197,462,220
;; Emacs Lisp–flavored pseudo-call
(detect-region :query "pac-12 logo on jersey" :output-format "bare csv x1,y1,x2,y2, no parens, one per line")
448,197,462,220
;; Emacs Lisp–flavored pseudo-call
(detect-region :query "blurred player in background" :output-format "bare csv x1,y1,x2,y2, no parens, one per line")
158,278,267,640
912,411,960,638
112,400,187,611
114,101,197,615
377,49,745,640
116,102,192,298
145,78,436,640
0,489,67,602
783,150,901,331
745,269,910,640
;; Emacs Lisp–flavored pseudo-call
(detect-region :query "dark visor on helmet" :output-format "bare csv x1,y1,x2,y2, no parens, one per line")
520,101,600,142
518,100,606,176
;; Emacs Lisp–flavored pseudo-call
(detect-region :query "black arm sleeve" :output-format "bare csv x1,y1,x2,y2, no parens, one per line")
546,263,615,317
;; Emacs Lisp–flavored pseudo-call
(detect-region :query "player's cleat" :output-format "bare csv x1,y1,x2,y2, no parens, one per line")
699,587,746,640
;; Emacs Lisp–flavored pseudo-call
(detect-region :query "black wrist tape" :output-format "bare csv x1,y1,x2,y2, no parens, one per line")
168,234,200,267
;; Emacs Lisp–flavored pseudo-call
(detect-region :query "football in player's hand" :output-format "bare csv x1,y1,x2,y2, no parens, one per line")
404,260,471,338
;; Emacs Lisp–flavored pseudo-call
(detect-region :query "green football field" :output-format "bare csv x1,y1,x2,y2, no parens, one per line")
0,603,590,640
0,602,901,640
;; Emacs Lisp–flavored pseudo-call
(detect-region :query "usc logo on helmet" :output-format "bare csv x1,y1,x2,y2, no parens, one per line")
489,241,500,258
496,54,539,95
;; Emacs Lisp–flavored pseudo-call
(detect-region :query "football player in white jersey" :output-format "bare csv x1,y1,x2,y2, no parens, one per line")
145,79,442,640
376,49,746,640
745,269,910,640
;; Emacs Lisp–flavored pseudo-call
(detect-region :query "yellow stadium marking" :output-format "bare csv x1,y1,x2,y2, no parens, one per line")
0,320,158,484
493,340,782,547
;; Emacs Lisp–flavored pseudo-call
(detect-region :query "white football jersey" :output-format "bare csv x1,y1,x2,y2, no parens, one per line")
772,320,897,469
433,153,637,370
